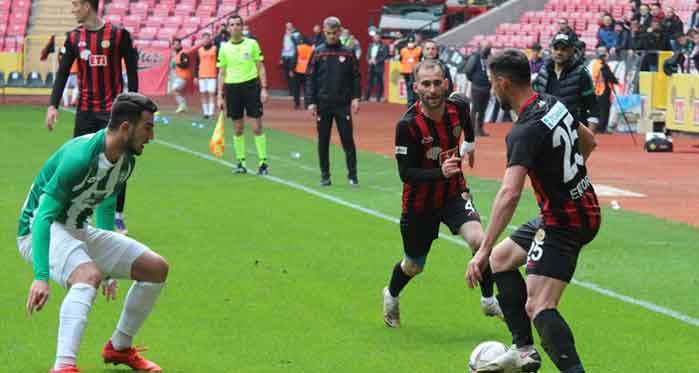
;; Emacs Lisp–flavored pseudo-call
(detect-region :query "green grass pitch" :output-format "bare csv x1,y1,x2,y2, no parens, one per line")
1,105,698,372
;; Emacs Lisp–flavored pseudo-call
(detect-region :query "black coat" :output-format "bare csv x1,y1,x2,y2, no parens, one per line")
305,43,362,109
661,15,684,38
366,42,390,73
532,58,600,125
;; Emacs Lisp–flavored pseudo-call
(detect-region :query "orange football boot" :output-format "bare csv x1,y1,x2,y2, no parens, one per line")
102,340,162,372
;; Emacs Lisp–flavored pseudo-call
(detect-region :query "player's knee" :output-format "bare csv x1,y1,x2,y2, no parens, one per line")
152,255,170,283
401,258,424,277
525,297,556,320
489,248,511,273
69,262,102,288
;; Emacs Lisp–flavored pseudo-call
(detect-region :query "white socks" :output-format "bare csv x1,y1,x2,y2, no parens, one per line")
175,95,185,106
202,102,215,116
55,283,97,369
111,282,164,351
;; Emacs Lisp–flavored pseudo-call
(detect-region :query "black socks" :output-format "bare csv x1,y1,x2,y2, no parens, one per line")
494,270,534,347
388,261,412,297
533,309,584,372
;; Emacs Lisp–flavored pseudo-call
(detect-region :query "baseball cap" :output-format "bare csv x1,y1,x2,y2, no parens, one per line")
551,33,573,48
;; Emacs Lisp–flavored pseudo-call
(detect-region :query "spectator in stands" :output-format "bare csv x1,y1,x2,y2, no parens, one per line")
650,4,665,24
690,1,699,31
171,38,190,114
292,35,313,109
690,30,699,70
597,11,612,27
365,31,390,102
529,43,544,81
533,33,600,131
598,15,619,53
643,20,672,70
281,22,298,99
637,4,653,31
630,20,646,50
591,47,618,133
214,22,229,49
662,7,684,50
465,44,492,136
616,21,632,56
399,39,422,107
312,24,324,46
421,40,453,95
629,0,641,20
557,18,579,40
194,32,217,120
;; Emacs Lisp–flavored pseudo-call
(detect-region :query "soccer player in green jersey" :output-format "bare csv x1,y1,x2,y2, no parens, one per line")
18,93,167,373
217,14,270,175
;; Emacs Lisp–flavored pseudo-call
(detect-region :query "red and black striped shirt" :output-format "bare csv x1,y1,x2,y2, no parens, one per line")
506,93,601,231
50,22,139,113
395,97,475,215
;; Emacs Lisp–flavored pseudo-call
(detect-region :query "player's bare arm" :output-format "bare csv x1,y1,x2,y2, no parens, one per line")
577,124,596,160
467,165,527,288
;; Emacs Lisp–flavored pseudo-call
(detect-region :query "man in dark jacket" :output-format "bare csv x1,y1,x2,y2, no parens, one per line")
690,1,699,31
533,33,600,131
662,7,685,50
365,32,390,101
465,45,492,136
306,16,362,186
421,39,453,95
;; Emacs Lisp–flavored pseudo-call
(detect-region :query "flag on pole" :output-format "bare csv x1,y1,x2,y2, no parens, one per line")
209,112,225,158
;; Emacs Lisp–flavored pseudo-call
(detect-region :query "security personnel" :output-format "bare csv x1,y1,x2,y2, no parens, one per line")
305,16,361,187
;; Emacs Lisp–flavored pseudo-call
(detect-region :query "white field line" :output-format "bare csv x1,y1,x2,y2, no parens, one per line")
595,184,646,198
155,138,699,328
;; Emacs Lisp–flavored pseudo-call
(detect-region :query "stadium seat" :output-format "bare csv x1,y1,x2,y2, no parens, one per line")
151,40,169,48
163,16,183,28
157,27,178,40
138,27,157,40
25,71,42,87
148,16,165,28
44,72,54,87
6,71,23,86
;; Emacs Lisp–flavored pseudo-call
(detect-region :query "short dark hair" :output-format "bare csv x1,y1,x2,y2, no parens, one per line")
228,15,243,25
82,0,99,12
487,49,531,86
413,59,445,79
108,93,158,129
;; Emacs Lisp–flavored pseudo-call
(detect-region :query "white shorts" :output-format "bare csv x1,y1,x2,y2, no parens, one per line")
198,78,217,93
66,74,77,89
172,77,187,91
17,223,148,288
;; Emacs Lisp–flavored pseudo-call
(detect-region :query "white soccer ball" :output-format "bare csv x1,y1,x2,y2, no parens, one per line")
468,341,508,373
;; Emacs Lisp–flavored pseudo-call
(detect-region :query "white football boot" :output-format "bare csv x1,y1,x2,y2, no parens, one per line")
481,296,505,320
382,287,400,328
478,344,541,372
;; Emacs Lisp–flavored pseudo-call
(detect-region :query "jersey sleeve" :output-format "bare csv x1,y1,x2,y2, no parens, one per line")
120,28,139,92
253,40,264,62
580,68,600,125
395,121,442,182
31,153,89,281
506,125,546,170
217,44,227,69
50,33,77,107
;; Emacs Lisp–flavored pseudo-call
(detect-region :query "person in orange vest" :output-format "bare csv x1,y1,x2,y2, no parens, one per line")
194,32,218,119
399,39,421,107
591,46,618,133
59,47,80,107
171,38,191,114
293,35,313,109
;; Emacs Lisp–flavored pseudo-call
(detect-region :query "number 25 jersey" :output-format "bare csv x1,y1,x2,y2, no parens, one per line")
506,93,601,231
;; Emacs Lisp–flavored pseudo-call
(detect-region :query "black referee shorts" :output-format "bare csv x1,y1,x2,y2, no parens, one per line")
224,78,263,120
510,217,598,283
400,195,481,264
74,110,110,138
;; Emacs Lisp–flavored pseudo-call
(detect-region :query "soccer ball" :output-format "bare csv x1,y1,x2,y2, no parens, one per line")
468,341,508,373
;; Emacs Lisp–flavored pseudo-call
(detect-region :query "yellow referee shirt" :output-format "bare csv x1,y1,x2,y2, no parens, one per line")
217,37,264,84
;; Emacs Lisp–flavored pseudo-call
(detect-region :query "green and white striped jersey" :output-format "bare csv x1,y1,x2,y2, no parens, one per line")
18,129,135,280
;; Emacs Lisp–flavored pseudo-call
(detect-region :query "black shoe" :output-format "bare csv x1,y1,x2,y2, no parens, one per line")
203,115,210,120
320,176,331,186
232,162,247,174
257,162,269,175
348,177,359,187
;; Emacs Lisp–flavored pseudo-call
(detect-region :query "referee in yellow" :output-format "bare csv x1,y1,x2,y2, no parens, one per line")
217,15,269,175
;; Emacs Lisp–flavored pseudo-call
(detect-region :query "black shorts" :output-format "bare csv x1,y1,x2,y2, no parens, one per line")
510,217,598,283
224,79,263,120
74,110,110,137
400,195,481,263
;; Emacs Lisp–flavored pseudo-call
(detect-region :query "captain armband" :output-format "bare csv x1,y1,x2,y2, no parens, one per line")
459,141,475,157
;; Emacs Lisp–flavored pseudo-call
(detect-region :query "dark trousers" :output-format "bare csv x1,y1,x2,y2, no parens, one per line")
291,73,306,108
317,105,357,179
365,65,384,101
282,57,296,95
471,85,490,131
402,74,416,107
74,110,127,214
597,88,611,133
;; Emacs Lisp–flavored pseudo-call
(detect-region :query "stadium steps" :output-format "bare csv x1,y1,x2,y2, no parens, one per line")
23,0,74,81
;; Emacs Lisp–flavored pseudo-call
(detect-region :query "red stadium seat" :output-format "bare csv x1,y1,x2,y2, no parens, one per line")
174,4,194,17
147,16,165,28
138,27,158,40
152,6,171,17
104,15,123,25
178,26,198,38
151,40,170,48
157,27,178,40
196,5,215,17
162,16,183,28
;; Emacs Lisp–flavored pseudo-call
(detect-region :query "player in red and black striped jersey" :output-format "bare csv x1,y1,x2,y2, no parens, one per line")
382,60,503,329
45,0,139,237
467,50,600,373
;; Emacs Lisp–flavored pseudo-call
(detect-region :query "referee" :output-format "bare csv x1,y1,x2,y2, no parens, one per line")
217,14,269,175
305,16,361,186
45,0,138,235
